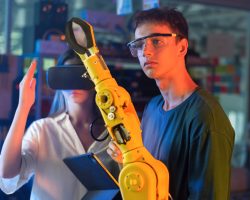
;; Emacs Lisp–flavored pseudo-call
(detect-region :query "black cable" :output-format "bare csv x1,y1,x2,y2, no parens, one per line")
89,117,109,142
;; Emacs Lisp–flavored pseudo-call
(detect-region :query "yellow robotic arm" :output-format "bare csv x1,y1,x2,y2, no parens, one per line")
65,18,169,200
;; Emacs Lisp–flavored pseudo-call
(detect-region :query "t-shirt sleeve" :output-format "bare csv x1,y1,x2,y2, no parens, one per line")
188,128,233,200
0,122,39,194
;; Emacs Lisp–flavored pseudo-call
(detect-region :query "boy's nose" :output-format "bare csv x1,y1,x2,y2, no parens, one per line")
143,40,154,56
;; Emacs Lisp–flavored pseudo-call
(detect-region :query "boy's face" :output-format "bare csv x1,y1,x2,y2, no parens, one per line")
135,22,186,80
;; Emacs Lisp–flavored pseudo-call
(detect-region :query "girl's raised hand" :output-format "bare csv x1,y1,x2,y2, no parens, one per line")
18,60,37,111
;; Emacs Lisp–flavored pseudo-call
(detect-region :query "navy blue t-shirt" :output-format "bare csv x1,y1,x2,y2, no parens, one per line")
141,88,234,200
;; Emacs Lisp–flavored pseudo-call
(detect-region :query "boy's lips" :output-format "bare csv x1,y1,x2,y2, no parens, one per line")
144,61,158,67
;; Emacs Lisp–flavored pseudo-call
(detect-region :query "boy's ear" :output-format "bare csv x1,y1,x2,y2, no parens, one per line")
178,38,188,56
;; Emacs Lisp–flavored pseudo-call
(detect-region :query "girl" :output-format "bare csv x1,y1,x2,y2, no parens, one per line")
0,49,119,200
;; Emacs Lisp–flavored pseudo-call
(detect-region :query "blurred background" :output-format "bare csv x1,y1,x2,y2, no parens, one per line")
0,0,250,199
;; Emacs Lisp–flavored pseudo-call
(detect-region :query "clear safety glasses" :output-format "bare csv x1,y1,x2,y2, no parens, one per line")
127,33,178,57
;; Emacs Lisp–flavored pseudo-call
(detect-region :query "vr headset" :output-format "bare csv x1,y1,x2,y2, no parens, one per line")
46,65,94,90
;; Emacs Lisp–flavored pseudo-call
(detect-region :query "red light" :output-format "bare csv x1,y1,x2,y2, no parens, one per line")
60,35,66,41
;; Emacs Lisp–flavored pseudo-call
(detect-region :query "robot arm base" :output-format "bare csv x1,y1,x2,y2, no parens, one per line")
119,162,157,200
119,161,169,200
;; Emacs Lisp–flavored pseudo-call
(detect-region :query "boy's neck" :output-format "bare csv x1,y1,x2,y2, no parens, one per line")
156,66,198,111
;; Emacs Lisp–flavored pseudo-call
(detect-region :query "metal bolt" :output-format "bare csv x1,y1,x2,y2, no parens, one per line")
107,112,115,120
109,106,116,112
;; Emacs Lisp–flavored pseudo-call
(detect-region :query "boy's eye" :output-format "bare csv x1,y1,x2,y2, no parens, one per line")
151,38,164,46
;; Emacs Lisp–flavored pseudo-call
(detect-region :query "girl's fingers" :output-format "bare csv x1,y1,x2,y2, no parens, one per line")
25,60,37,80
30,78,36,89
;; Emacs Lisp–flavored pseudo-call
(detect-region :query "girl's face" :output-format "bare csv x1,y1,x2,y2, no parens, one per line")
62,89,94,104
61,58,95,105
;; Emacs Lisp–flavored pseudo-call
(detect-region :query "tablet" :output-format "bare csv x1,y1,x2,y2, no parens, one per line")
63,153,121,200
